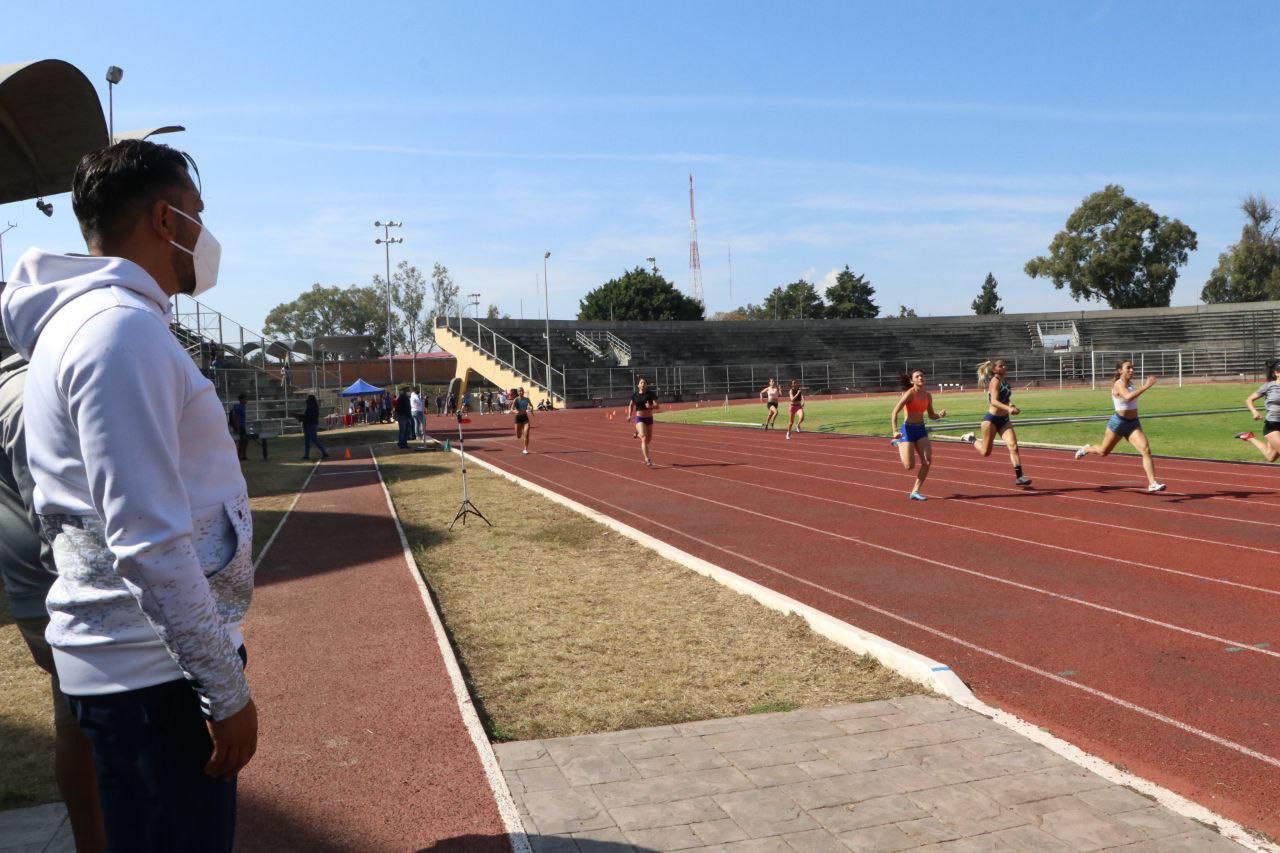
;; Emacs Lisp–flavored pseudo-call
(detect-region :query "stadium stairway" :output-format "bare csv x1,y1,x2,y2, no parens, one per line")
435,318,560,406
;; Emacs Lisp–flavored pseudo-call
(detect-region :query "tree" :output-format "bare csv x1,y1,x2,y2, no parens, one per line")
485,304,509,319
761,279,826,319
971,273,1004,315
824,266,879,318
578,267,704,321
892,305,918,318
1024,184,1198,309
375,260,428,357
263,283,390,355
431,263,459,321
709,308,750,321
1201,195,1280,304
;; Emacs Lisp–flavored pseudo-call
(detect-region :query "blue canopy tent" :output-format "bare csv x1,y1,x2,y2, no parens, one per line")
339,378,384,397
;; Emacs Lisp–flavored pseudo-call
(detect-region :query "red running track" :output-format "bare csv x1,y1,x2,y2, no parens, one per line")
433,409,1280,839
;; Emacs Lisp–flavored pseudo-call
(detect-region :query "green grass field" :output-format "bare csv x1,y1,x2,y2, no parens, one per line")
659,380,1276,463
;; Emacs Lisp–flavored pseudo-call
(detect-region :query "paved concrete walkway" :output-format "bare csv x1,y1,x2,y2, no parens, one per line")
496,695,1244,852
0,802,72,852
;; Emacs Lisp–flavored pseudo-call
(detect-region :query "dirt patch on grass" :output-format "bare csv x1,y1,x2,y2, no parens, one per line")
378,448,918,742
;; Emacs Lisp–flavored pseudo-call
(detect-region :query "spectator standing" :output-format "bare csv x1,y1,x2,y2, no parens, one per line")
230,392,249,461
435,392,445,416
300,394,329,460
0,354,106,851
395,387,413,448
1,140,258,852
410,386,425,439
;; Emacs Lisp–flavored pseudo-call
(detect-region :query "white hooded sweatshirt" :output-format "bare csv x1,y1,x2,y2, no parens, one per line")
1,249,253,721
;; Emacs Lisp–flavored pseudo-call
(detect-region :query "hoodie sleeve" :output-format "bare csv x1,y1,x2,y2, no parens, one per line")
59,306,250,721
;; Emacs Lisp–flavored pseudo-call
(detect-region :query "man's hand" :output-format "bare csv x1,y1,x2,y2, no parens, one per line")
206,698,258,780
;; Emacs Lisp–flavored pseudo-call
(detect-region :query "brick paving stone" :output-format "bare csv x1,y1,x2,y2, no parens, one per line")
739,763,811,788
889,696,970,720
1072,785,1155,815
519,765,575,792
593,767,754,809
530,834,580,853
971,766,1109,806
621,737,720,761
608,797,728,831
1111,805,1203,839
955,735,1024,758
796,759,846,779
723,742,827,771
777,775,884,811
495,740,555,770
690,817,750,845
0,803,67,849
713,788,817,837
778,828,846,852
623,823,706,851
808,794,929,833
558,752,641,787
631,754,685,778
837,822,920,852
1115,829,1243,851
895,815,963,846
1035,806,1146,850
675,750,732,772
815,700,902,721
710,837,794,852
524,788,616,835
673,718,747,736
571,826,636,852
984,824,1075,849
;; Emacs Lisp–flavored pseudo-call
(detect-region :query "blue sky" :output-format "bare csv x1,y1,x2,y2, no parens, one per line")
4,1,1279,329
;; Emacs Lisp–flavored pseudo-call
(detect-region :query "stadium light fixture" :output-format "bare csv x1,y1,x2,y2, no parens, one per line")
542,251,552,387
35,199,53,217
645,256,656,275
105,66,124,143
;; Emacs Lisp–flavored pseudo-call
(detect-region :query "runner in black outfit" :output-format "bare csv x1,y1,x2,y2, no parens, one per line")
627,378,659,467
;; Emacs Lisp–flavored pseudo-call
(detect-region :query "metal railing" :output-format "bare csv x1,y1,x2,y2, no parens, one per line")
561,347,1270,403
604,331,632,365
573,330,605,358
1034,320,1081,350
437,315,566,400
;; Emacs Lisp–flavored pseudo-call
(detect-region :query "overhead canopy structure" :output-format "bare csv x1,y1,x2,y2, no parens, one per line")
339,378,384,397
0,58,185,206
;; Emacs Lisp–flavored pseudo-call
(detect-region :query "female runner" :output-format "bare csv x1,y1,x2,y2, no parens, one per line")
1074,360,1165,492
512,387,533,454
785,379,805,439
759,378,782,430
965,359,1032,485
890,369,947,501
1234,360,1280,463
627,377,659,467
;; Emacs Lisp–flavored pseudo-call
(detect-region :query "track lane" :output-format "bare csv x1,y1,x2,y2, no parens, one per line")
436,411,1280,835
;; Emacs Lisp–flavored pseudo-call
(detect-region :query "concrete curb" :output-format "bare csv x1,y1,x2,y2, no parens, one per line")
442,438,1273,852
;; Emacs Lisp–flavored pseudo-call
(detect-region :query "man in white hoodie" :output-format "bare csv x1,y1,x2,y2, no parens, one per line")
1,140,256,852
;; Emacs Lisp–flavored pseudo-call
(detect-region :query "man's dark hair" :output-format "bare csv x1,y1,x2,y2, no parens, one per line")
71,140,200,244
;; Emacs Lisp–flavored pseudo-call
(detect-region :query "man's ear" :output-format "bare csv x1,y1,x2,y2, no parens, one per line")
150,198,178,244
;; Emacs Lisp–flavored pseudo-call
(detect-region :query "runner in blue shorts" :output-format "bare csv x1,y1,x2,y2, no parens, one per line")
890,368,947,501
963,359,1031,486
1235,360,1280,463
1074,359,1165,492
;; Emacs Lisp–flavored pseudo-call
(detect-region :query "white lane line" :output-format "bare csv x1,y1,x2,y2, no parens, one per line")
530,439,1280,660
485,450,1280,775
251,460,319,573
369,450,530,853
548,428,1280,598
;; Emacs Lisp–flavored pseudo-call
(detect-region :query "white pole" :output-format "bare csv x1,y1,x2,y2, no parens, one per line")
1178,351,1184,388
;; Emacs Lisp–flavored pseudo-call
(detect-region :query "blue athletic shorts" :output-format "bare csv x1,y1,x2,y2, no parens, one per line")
982,413,1010,431
1107,414,1141,438
900,422,929,443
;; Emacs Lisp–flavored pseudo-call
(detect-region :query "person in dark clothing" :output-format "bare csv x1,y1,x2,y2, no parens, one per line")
395,388,413,448
299,395,329,460
230,393,249,461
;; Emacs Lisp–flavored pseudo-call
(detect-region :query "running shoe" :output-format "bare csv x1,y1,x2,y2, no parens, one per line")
960,432,976,443
785,432,791,440
1235,431,1256,441
1015,476,1033,486
1147,482,1167,492
645,458,654,467
1073,446,1087,460
909,491,927,501
522,449,529,455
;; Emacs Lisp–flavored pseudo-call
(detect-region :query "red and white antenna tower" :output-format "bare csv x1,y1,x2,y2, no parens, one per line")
687,173,704,306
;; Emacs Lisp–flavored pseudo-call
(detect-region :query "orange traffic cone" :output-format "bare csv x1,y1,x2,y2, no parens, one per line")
344,448,352,460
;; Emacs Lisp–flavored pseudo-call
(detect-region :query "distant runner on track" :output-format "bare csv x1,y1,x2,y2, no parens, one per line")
1235,359,1280,463
1074,359,1165,492
890,369,947,501
627,377,659,467
963,359,1032,486
785,379,805,440
759,378,781,430
512,387,532,455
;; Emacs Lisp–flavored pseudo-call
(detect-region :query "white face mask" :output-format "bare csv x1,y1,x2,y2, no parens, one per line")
168,206,221,297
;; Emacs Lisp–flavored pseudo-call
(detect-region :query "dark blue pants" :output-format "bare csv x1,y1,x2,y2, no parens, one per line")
69,680,236,853
303,423,326,458
397,416,412,446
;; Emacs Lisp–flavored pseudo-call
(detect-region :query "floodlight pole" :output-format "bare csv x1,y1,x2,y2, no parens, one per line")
0,222,15,285
543,251,552,394
375,221,403,386
105,66,124,143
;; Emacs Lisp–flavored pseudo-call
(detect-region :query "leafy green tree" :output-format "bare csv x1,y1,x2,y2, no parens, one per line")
578,267,704,321
1025,184,1197,309
375,260,428,355
824,266,879,318
891,305,918,318
761,279,826,319
485,304,510,319
1201,195,1280,303
263,283,390,354
971,273,1004,315
431,263,459,320
709,308,750,321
